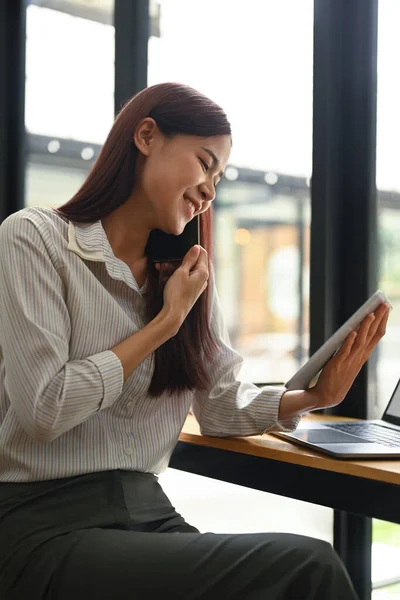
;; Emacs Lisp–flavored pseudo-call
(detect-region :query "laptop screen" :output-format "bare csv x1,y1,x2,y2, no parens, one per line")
384,378,400,426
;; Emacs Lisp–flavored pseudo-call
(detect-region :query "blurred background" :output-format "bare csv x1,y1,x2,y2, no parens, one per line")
5,0,400,596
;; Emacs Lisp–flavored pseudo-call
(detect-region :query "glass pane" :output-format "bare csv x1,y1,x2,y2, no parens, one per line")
373,0,400,596
373,585,400,599
150,0,333,544
25,1,115,208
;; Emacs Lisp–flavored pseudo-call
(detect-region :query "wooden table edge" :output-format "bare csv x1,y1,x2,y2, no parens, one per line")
178,415,400,486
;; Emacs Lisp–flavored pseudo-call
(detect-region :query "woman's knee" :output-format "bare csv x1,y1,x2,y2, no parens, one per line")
256,533,356,598
277,534,343,574
293,535,356,597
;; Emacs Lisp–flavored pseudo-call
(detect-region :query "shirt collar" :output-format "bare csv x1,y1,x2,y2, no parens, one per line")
67,219,146,294
67,220,105,262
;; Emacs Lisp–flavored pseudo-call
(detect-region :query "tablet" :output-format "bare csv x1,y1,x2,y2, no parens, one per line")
285,290,392,391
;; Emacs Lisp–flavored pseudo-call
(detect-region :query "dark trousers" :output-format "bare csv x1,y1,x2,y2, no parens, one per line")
0,470,358,600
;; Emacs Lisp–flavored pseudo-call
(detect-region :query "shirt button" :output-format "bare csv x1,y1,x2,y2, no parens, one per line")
125,447,133,455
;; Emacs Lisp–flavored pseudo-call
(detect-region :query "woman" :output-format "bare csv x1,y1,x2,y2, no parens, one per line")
0,82,389,600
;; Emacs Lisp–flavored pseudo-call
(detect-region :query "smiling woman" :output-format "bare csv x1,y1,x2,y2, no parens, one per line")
0,79,373,600
56,83,232,396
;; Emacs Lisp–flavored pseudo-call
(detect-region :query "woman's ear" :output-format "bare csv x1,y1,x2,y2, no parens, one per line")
134,118,159,156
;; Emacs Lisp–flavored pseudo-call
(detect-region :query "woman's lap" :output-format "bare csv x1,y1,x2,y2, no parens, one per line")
0,470,358,600
24,527,346,600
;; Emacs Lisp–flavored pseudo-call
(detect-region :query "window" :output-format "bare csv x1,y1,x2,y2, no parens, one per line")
25,0,115,208
373,1,400,596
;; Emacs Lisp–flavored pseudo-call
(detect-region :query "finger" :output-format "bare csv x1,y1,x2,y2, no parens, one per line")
376,302,391,314
200,280,208,295
365,305,390,352
380,305,391,334
353,313,376,349
180,245,201,272
374,302,391,321
368,304,390,337
192,247,208,271
187,246,208,270
335,331,358,360
190,248,209,281
365,304,389,341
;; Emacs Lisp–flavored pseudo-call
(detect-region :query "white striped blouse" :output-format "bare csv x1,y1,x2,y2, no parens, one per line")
0,207,300,482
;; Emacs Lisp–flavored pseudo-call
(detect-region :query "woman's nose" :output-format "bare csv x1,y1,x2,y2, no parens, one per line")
199,182,215,203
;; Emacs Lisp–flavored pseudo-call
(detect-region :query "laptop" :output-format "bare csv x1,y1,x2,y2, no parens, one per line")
273,378,400,458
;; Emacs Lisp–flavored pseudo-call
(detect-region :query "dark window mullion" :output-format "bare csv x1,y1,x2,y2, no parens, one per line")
0,0,26,221
311,0,378,419
312,2,378,599
114,0,149,116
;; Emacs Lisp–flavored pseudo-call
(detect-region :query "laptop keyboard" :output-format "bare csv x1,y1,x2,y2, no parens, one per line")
330,423,400,448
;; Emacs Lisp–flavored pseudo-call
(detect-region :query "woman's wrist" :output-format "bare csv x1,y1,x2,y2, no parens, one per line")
278,388,319,421
158,305,184,337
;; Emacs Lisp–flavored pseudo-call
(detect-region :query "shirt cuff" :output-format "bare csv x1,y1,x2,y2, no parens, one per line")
256,385,302,433
87,350,124,410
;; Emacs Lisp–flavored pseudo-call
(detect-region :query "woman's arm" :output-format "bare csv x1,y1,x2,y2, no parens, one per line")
113,244,209,381
279,301,389,416
0,213,178,443
191,277,301,437
191,273,389,438
111,308,179,381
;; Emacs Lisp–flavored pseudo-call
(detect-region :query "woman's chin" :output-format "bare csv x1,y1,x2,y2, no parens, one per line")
156,215,187,236
168,221,187,236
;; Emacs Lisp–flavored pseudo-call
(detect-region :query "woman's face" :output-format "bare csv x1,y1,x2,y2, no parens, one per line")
134,119,231,235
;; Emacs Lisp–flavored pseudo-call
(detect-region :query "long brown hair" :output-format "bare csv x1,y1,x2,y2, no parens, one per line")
56,82,231,397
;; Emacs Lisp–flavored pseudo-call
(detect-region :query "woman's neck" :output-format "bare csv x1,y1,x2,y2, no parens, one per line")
102,199,150,264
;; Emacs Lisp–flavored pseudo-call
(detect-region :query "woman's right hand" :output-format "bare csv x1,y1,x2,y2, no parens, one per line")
161,245,209,330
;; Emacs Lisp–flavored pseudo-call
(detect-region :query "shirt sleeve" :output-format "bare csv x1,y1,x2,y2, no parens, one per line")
0,211,124,443
191,276,301,437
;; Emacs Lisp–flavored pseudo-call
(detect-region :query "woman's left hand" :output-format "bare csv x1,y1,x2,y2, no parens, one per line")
309,302,391,410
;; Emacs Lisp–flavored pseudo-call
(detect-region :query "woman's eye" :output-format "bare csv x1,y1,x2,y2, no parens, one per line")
199,158,210,172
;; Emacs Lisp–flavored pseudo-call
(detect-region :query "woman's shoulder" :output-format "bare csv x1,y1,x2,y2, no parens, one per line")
0,207,70,267
1,206,69,242
1,206,67,231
